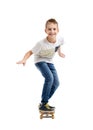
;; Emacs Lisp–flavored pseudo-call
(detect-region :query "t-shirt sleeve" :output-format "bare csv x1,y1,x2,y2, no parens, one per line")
31,42,42,54
58,37,64,45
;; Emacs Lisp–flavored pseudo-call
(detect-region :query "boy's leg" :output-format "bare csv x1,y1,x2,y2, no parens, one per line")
47,63,60,99
35,62,54,104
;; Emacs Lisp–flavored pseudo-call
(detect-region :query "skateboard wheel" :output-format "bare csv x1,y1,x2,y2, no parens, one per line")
52,115,54,119
40,115,43,119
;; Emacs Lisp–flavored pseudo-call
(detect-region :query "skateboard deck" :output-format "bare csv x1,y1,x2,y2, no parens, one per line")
39,110,55,119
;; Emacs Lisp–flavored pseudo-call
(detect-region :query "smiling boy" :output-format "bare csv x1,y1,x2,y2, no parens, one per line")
17,18,65,111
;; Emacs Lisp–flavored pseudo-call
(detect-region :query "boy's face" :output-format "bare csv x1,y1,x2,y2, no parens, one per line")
45,22,59,39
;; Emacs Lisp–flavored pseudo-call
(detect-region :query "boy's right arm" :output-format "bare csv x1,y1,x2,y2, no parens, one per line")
16,50,33,66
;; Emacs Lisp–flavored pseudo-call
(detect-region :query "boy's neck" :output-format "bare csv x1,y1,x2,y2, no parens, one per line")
47,37,56,43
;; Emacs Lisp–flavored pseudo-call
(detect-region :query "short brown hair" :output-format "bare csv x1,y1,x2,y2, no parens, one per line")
45,18,58,28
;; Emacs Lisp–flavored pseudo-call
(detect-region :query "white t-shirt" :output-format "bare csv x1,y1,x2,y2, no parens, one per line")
31,37,64,63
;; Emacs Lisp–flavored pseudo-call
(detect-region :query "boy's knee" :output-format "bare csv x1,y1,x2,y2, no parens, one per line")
55,80,60,87
46,75,54,83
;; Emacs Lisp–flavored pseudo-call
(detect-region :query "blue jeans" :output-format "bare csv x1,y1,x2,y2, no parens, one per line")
35,62,59,104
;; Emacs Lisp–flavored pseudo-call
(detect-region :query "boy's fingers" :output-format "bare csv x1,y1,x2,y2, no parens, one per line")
16,61,21,64
23,63,25,66
16,62,19,64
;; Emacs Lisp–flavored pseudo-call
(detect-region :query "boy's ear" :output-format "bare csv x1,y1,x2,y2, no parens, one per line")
57,27,59,32
45,29,47,33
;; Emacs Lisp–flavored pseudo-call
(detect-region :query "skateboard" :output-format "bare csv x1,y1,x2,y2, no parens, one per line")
39,110,55,119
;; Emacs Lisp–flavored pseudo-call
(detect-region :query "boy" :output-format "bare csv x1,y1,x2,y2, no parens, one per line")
16,18,65,111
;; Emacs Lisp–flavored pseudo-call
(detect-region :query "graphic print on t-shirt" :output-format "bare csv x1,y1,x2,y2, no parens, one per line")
39,48,55,58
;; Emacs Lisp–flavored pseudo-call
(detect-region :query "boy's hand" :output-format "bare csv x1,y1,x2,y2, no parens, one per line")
16,60,26,66
59,53,65,58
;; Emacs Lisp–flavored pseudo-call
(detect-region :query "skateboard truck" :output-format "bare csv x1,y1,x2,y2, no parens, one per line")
39,110,55,119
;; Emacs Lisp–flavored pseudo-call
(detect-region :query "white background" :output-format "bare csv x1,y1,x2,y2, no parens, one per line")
0,0,93,130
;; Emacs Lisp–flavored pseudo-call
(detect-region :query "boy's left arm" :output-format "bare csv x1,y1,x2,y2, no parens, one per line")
57,46,65,58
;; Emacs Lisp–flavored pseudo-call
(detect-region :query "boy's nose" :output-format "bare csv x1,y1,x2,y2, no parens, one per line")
50,29,54,33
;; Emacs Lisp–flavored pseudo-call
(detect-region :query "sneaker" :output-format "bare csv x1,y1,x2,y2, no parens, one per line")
45,103,55,109
39,103,53,111
39,103,55,110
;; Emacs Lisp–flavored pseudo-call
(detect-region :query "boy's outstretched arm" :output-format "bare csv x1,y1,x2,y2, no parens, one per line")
57,46,65,58
16,50,33,66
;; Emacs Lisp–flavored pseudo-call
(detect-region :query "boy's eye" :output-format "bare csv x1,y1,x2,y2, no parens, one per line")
53,28,56,30
48,28,51,31
48,28,56,31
